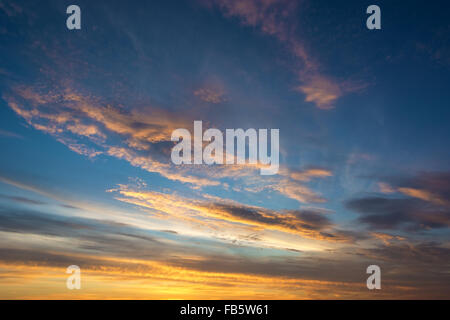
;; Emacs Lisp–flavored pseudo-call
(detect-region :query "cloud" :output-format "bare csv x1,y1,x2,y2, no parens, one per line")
287,167,333,182
210,0,363,109
203,202,334,234
194,88,226,104
398,187,448,206
0,129,22,139
269,180,327,203
106,146,220,187
297,75,342,110
57,137,103,158
4,85,336,199
4,86,224,187
110,184,355,242
378,182,396,194
8,86,188,146
347,171,450,232
274,167,332,203
243,167,332,203
0,199,447,298
0,247,365,299
0,194,46,205
0,205,349,285
0,204,187,260
377,172,450,206
346,197,450,231
0,206,95,237
0,176,60,202
362,241,450,266
1,0,449,300
1,239,448,298
370,232,405,245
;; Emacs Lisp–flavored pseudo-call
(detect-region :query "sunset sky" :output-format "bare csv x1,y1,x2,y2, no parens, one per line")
0,0,449,299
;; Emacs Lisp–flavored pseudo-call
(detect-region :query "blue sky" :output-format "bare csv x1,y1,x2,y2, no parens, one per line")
0,0,449,298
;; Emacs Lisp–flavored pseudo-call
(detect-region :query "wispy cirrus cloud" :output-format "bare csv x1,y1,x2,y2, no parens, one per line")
5,85,335,200
209,0,364,109
242,167,332,203
4,86,224,187
0,129,22,139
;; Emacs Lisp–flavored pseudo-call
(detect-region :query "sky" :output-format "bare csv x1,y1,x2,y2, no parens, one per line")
0,0,449,299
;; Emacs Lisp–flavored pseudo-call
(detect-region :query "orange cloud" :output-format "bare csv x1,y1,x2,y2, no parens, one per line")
376,181,448,206
211,0,364,109
378,182,396,194
270,180,327,203
288,168,333,182
5,85,332,201
297,76,342,110
4,87,224,187
194,88,226,104
371,232,406,245
398,187,448,206
110,185,350,242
